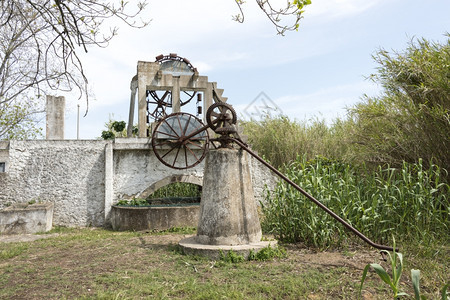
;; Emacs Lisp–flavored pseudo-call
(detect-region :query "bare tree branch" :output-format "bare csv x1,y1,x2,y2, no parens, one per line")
234,0,311,35
0,0,149,138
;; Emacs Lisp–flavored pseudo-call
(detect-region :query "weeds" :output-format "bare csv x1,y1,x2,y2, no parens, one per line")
148,182,201,199
219,250,245,263
248,244,287,261
0,244,29,260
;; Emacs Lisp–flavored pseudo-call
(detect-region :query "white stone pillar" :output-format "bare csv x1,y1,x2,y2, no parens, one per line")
104,142,114,225
46,95,65,140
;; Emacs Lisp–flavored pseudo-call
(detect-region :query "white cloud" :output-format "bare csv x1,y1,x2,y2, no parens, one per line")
306,0,384,20
271,81,379,122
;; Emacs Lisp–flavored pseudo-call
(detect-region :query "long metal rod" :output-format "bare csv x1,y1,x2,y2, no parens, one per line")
231,138,396,252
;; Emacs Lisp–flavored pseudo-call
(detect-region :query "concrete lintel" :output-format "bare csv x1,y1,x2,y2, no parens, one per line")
147,75,209,91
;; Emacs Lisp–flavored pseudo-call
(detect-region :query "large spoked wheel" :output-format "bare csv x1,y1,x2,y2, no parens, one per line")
151,112,209,169
206,102,237,131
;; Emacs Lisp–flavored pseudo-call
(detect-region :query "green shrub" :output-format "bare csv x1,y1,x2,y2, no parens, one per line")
219,250,245,263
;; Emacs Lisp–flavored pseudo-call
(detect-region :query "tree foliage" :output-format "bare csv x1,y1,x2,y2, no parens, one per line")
347,35,450,169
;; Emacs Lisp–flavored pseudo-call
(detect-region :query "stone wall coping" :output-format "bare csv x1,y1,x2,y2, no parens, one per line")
113,138,152,150
2,202,54,212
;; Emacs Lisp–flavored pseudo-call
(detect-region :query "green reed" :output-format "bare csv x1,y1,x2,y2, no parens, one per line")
261,156,449,248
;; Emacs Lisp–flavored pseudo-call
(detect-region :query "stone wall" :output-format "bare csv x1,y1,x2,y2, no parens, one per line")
0,139,278,227
0,140,107,226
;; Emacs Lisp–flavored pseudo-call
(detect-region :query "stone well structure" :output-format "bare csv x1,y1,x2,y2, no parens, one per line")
179,149,276,259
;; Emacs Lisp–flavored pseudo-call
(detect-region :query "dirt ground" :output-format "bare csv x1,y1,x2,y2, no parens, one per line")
0,231,386,270
0,231,410,299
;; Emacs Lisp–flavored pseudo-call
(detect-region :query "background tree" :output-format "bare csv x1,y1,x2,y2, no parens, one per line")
346,35,450,169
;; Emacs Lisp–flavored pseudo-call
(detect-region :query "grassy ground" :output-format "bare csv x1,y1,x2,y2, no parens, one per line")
0,227,447,299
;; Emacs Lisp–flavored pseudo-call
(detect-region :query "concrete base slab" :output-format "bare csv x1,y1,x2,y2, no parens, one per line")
179,236,278,260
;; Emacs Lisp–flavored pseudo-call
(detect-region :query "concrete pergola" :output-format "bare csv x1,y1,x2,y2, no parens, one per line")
127,54,227,138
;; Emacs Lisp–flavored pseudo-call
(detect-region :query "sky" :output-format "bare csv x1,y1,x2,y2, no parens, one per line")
58,0,450,139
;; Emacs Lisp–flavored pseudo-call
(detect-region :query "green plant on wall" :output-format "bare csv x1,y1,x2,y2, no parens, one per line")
101,119,137,140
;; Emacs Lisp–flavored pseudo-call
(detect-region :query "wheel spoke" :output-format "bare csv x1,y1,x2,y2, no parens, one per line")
164,119,181,138
186,140,204,149
160,146,176,159
173,146,181,167
183,114,192,137
210,111,220,118
186,145,200,162
155,129,178,139
184,146,188,168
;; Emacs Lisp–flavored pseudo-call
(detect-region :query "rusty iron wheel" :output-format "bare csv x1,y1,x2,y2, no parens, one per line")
151,112,209,169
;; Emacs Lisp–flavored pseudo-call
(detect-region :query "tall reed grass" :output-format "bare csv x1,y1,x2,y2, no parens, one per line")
261,156,449,248
241,116,349,169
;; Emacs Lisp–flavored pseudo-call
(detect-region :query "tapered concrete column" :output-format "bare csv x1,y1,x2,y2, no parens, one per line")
46,95,65,140
196,148,262,245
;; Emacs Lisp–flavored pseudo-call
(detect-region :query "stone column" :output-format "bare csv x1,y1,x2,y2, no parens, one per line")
127,75,138,138
196,148,262,245
137,61,159,137
172,77,181,113
104,141,114,225
46,95,65,140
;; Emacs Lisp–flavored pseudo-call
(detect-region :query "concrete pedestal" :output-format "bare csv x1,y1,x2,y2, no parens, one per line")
179,148,274,258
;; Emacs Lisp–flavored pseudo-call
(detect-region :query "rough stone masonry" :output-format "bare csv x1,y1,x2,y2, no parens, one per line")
0,138,276,227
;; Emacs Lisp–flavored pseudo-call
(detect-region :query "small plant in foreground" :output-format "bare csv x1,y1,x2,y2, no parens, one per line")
359,238,449,300
218,245,286,264
359,239,406,299
411,269,448,300
219,250,245,263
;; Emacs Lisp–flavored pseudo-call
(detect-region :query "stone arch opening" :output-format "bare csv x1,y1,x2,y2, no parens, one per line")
137,174,203,200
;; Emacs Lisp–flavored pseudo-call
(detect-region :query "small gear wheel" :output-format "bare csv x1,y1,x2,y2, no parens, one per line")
206,102,237,131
